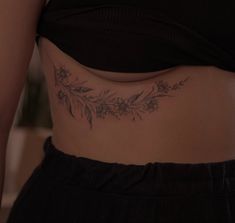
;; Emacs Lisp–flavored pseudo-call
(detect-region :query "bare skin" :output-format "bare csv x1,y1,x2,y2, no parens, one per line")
38,37,235,165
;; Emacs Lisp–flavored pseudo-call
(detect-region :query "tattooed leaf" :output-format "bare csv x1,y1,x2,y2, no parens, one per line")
104,92,116,100
156,94,173,97
85,105,93,127
70,86,93,95
127,91,144,104
103,89,110,94
78,86,93,93
135,112,143,120
65,96,75,117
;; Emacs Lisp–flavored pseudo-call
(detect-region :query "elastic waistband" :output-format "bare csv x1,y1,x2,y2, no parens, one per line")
40,136,235,197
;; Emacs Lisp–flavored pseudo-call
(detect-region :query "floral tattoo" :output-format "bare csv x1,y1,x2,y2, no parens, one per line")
53,64,191,129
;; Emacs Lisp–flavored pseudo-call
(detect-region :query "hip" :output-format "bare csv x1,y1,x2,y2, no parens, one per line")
6,136,235,223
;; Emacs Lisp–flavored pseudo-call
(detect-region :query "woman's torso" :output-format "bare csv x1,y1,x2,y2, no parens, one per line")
37,37,235,164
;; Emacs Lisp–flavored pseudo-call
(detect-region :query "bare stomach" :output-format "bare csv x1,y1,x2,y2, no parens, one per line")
38,37,235,164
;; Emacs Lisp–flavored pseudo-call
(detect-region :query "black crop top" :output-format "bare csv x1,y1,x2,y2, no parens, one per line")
36,0,235,73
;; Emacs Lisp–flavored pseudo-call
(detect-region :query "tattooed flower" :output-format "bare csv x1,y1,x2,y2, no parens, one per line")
143,99,159,113
57,90,66,100
96,102,111,118
156,80,171,93
114,97,131,115
56,66,71,83
171,83,179,90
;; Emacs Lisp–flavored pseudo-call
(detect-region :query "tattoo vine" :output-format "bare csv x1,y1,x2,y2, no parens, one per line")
53,64,191,129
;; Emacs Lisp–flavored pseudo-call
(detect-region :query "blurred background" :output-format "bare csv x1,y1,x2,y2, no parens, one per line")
0,43,52,222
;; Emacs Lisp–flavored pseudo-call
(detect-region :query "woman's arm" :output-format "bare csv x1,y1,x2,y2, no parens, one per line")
0,0,46,208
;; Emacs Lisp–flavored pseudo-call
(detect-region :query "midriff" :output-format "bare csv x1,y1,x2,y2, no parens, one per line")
37,37,235,164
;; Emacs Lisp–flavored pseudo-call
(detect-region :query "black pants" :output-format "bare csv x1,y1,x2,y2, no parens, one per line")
6,136,235,222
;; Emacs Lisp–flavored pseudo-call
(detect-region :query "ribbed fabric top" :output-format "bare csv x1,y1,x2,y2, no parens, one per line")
36,0,235,73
